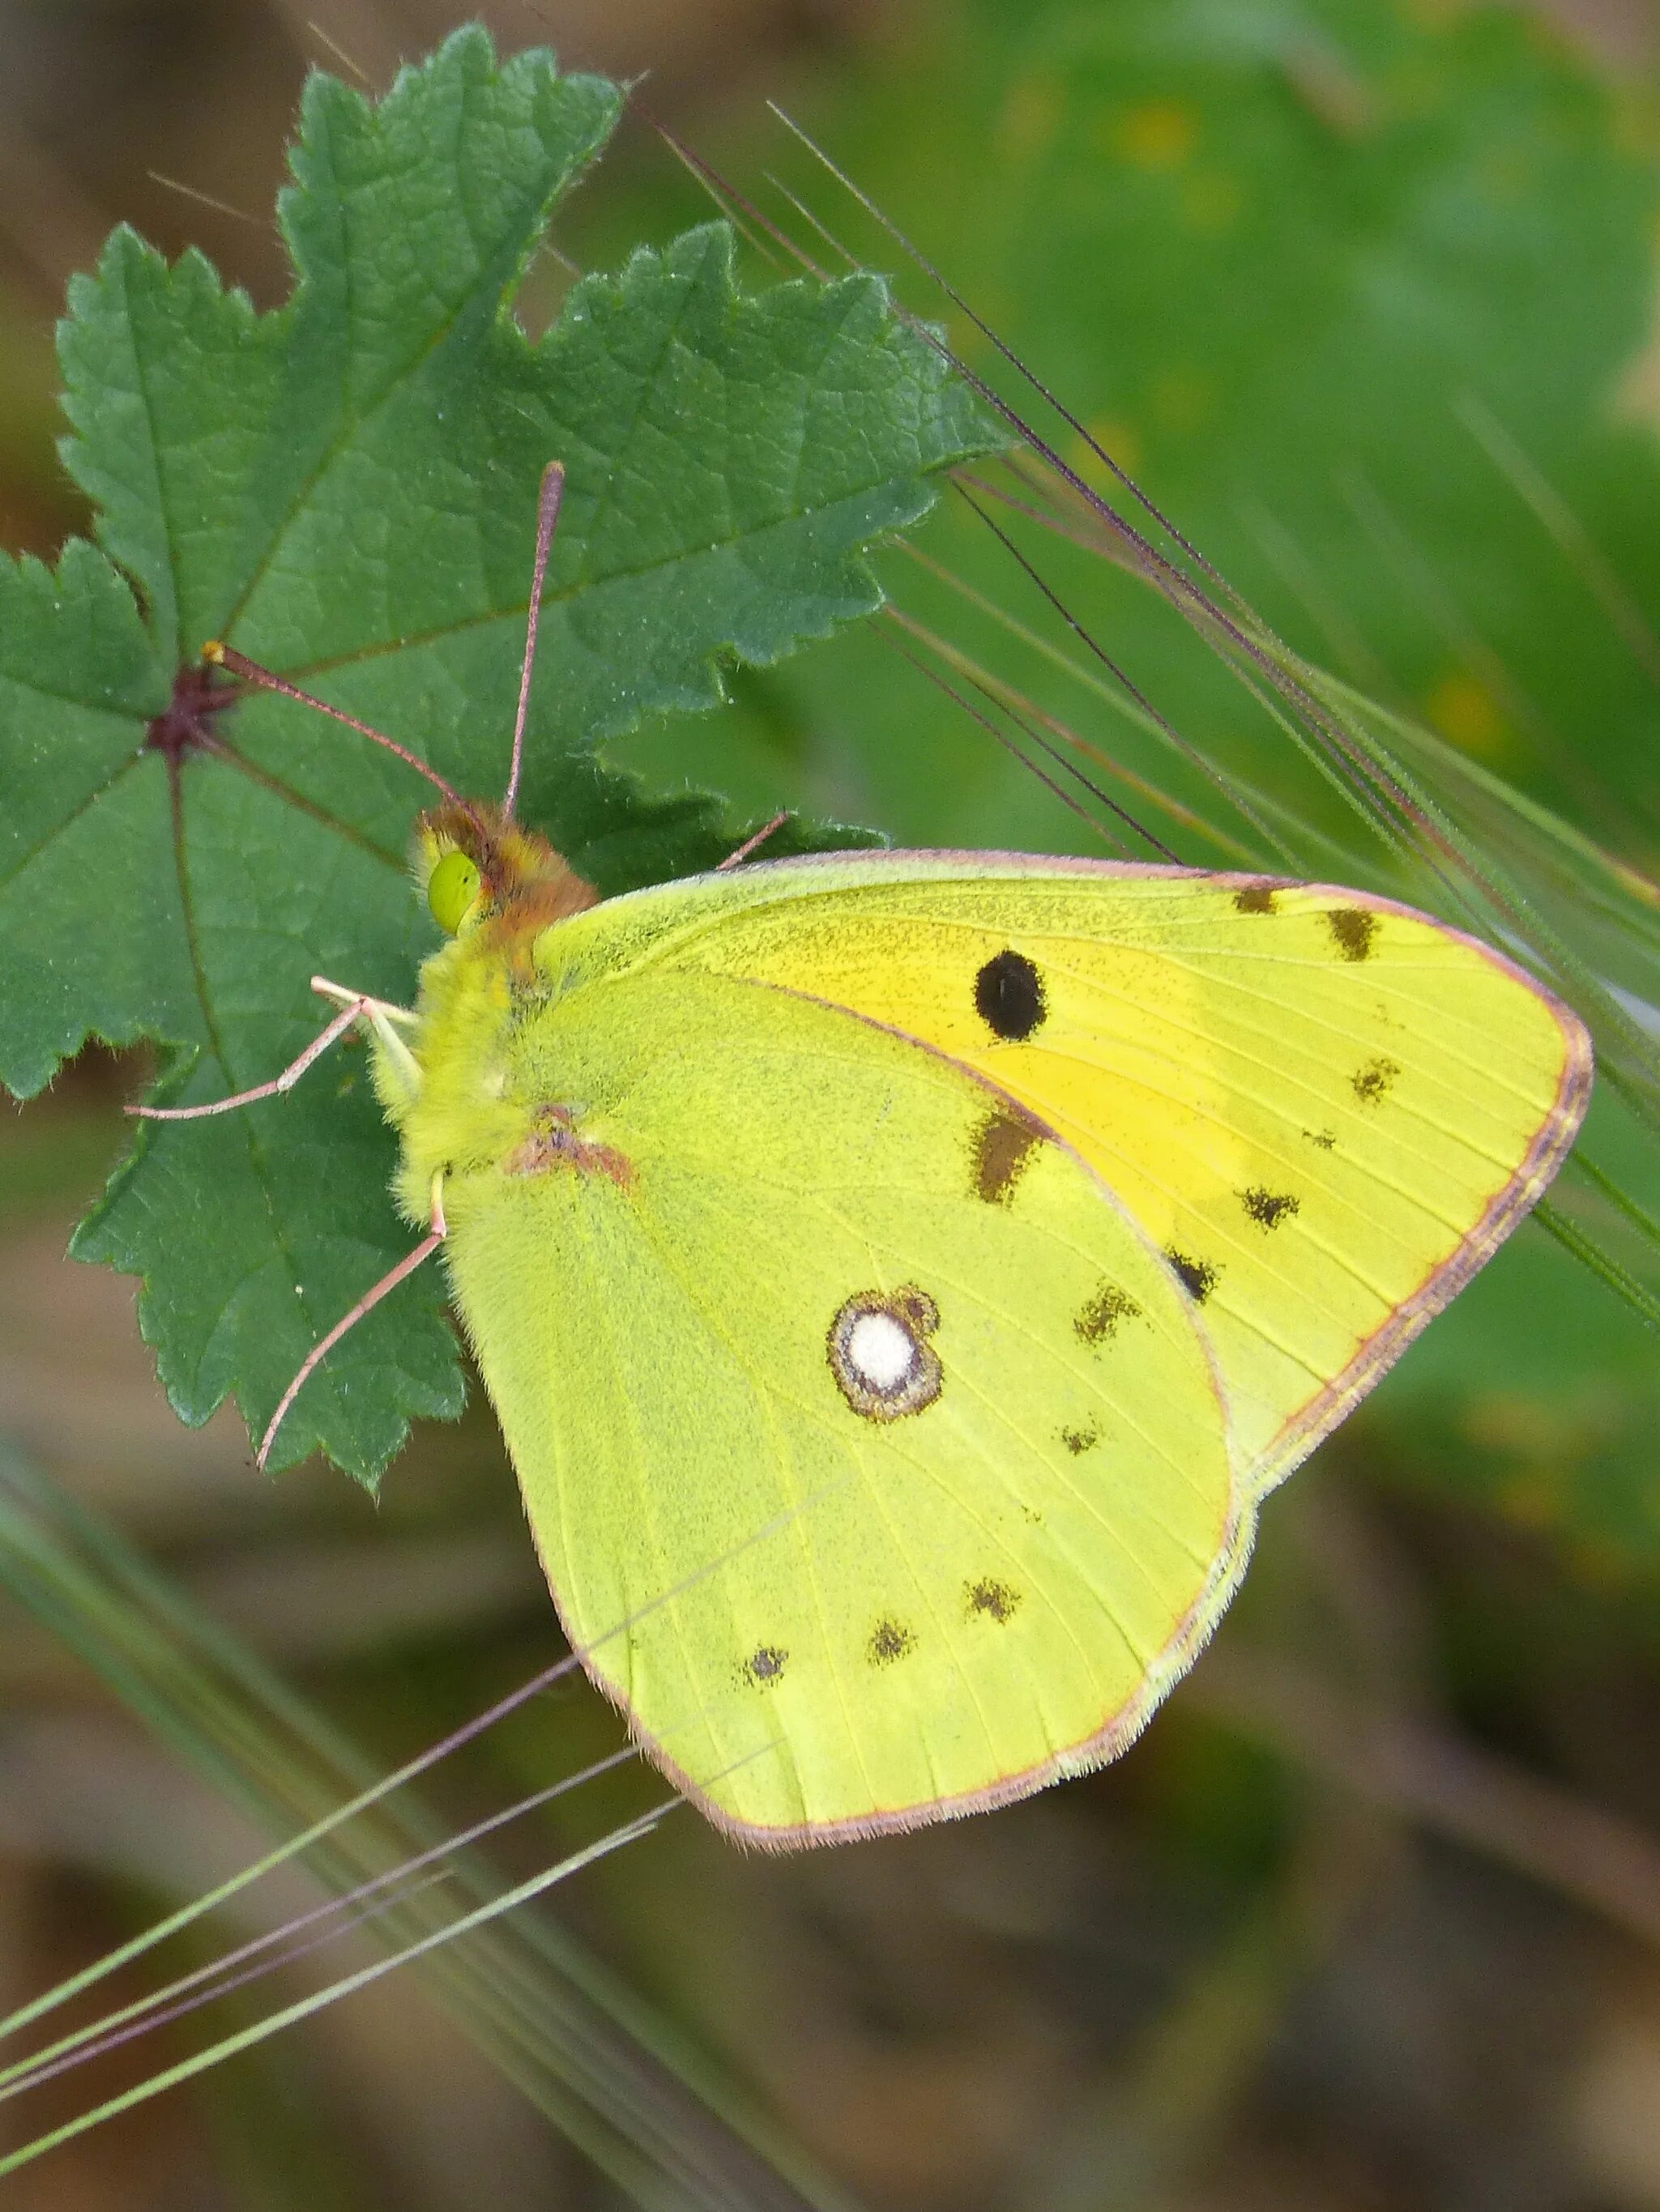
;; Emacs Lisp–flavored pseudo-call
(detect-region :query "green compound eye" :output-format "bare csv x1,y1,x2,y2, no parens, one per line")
428,849,483,936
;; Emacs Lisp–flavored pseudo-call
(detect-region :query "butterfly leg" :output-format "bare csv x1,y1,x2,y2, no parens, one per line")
309,975,422,1099
716,811,791,871
128,979,416,1121
257,1172,448,1469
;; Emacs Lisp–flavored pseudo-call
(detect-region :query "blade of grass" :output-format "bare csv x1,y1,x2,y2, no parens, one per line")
0,1447,862,2212
0,1807,672,2182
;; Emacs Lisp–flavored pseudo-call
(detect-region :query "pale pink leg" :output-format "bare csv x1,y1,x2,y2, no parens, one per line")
717,811,791,872
311,977,421,1097
129,998,376,1120
257,1176,448,1470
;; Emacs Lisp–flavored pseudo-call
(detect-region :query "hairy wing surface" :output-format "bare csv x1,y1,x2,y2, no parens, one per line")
440,965,1242,1845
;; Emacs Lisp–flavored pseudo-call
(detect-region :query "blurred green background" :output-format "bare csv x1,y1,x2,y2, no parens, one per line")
2,2,1660,2207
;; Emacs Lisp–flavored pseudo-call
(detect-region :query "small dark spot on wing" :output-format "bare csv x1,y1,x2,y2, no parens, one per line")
1240,1186,1299,1230
744,1644,787,1686
892,1285,940,1335
1060,1423,1099,1455
1233,882,1278,914
1166,1247,1218,1303
866,1618,915,1667
971,1104,1043,1205
1303,1127,1337,1150
1351,1055,1401,1106
966,1578,1022,1624
1076,1284,1142,1345
974,949,1047,1042
1326,907,1380,962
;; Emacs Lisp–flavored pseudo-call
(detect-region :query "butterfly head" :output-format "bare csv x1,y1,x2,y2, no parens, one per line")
414,801,599,942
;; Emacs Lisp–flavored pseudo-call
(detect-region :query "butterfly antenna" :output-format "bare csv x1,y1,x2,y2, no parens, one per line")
201,642,468,809
502,459,565,823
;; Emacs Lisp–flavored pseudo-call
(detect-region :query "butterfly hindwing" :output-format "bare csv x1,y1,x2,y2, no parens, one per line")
436,965,1242,1844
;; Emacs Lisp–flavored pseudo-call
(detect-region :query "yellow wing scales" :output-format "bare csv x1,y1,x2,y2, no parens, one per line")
423,965,1244,1844
538,855,1590,1499
386,846,1587,1845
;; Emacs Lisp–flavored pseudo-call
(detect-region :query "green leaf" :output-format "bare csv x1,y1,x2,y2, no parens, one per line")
0,28,996,1485
629,0,1659,850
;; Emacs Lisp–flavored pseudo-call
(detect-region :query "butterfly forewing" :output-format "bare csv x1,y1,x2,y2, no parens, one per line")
556,853,1590,1500
436,967,1242,1845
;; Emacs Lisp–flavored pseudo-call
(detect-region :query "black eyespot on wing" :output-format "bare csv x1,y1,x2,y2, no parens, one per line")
1240,1186,1300,1230
1166,1247,1218,1302
1060,1423,1099,1455
1233,883,1278,914
974,949,1047,1041
866,1618,916,1667
1303,1127,1337,1150
1351,1055,1401,1106
1326,907,1380,962
971,1103,1043,1204
966,1577,1022,1624
743,1644,787,1686
1076,1284,1142,1345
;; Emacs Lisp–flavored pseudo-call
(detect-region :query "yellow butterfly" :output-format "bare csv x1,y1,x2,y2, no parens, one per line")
149,464,1591,1848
